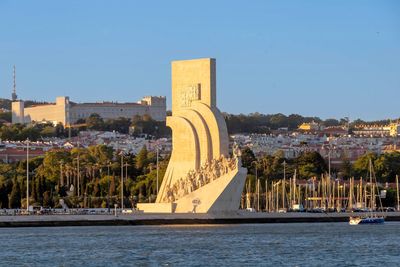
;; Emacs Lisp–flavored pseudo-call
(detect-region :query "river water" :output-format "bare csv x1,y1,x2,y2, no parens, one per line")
1,222,399,266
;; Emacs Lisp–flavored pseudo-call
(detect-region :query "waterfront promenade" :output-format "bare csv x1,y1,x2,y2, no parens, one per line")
1,211,400,227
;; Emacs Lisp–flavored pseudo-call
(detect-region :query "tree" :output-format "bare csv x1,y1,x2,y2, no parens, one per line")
323,119,340,127
135,146,149,171
110,175,116,196
374,152,400,183
296,151,327,179
106,117,131,133
340,159,353,179
241,147,256,169
8,178,21,209
88,145,113,165
353,152,377,179
0,177,10,208
0,112,11,123
43,191,53,207
93,180,101,197
36,150,70,183
86,113,104,130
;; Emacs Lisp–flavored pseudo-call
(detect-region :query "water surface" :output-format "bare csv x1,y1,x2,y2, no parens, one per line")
1,223,399,266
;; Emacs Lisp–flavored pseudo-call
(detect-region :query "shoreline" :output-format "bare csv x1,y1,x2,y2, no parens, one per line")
1,212,399,227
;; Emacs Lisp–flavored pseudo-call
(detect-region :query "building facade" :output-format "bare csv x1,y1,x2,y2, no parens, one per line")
353,123,400,137
11,96,166,125
298,121,323,131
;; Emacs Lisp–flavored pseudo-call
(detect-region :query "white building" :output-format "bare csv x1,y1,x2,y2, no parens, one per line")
12,96,166,125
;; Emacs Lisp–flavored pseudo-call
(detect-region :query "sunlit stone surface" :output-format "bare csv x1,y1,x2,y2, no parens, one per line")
138,58,247,213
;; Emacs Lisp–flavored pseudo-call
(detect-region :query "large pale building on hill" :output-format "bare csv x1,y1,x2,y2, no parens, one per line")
11,96,166,125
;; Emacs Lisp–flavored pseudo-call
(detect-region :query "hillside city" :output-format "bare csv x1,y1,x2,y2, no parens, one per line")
0,95,399,211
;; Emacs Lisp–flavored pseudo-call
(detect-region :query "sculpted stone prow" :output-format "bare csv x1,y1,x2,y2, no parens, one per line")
139,58,247,213
156,116,200,202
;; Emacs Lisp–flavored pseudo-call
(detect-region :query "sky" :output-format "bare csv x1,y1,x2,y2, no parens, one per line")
0,0,399,121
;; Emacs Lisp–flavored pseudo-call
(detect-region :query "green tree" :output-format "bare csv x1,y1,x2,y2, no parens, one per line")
353,152,377,179
0,112,11,123
43,191,53,207
340,159,353,179
135,146,149,171
86,113,104,130
374,152,400,183
8,178,21,208
241,147,256,169
296,151,327,179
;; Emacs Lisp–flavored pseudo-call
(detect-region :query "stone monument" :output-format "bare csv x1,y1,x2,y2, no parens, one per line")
137,58,247,213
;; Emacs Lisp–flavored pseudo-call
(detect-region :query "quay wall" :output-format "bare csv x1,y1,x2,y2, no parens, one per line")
1,212,400,227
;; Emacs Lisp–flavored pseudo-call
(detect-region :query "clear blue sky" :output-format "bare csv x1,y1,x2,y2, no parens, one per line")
0,1,399,120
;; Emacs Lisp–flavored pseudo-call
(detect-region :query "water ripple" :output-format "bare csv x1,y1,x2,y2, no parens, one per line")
1,223,400,266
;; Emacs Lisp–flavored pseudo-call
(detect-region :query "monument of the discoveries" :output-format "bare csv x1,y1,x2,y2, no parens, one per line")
138,58,247,213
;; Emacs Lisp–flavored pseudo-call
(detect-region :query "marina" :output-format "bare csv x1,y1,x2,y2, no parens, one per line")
243,166,399,215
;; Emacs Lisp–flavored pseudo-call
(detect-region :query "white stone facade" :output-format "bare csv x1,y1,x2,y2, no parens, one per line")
12,96,166,125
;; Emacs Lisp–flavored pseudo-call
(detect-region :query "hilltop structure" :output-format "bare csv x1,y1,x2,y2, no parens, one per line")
12,65,18,101
298,121,323,131
11,96,166,125
353,123,400,137
138,58,247,213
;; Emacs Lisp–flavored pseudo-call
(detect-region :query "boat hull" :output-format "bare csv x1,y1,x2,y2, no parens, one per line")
349,216,385,225
358,217,385,224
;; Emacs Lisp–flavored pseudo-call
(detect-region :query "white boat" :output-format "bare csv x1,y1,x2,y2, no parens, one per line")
349,159,385,225
349,216,384,225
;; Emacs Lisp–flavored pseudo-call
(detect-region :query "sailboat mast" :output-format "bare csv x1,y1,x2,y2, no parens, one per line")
364,184,367,210
349,178,353,211
397,175,400,211
337,180,340,211
332,180,336,211
265,179,268,212
369,158,373,213
257,178,260,212
289,177,292,209
282,161,286,210
360,177,363,208
277,181,280,211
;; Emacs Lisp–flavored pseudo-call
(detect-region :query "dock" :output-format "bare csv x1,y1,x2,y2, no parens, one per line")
1,211,400,227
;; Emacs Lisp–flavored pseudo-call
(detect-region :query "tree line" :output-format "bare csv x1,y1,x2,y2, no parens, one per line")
224,113,399,133
0,114,170,141
1,108,398,141
0,145,167,209
1,143,399,209
242,149,400,182
81,113,170,137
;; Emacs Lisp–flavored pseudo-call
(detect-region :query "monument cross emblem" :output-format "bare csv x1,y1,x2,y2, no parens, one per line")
180,84,201,107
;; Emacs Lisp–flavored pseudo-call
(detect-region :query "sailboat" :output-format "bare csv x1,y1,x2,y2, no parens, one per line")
349,158,385,225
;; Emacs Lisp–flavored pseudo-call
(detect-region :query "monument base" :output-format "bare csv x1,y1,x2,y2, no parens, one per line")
137,167,247,214
136,203,176,213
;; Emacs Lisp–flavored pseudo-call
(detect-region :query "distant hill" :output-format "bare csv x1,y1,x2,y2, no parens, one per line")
223,112,399,134
0,98,12,110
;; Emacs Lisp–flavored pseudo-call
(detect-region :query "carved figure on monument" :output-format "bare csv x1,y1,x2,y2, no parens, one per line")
165,186,175,202
164,149,246,202
232,142,242,168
